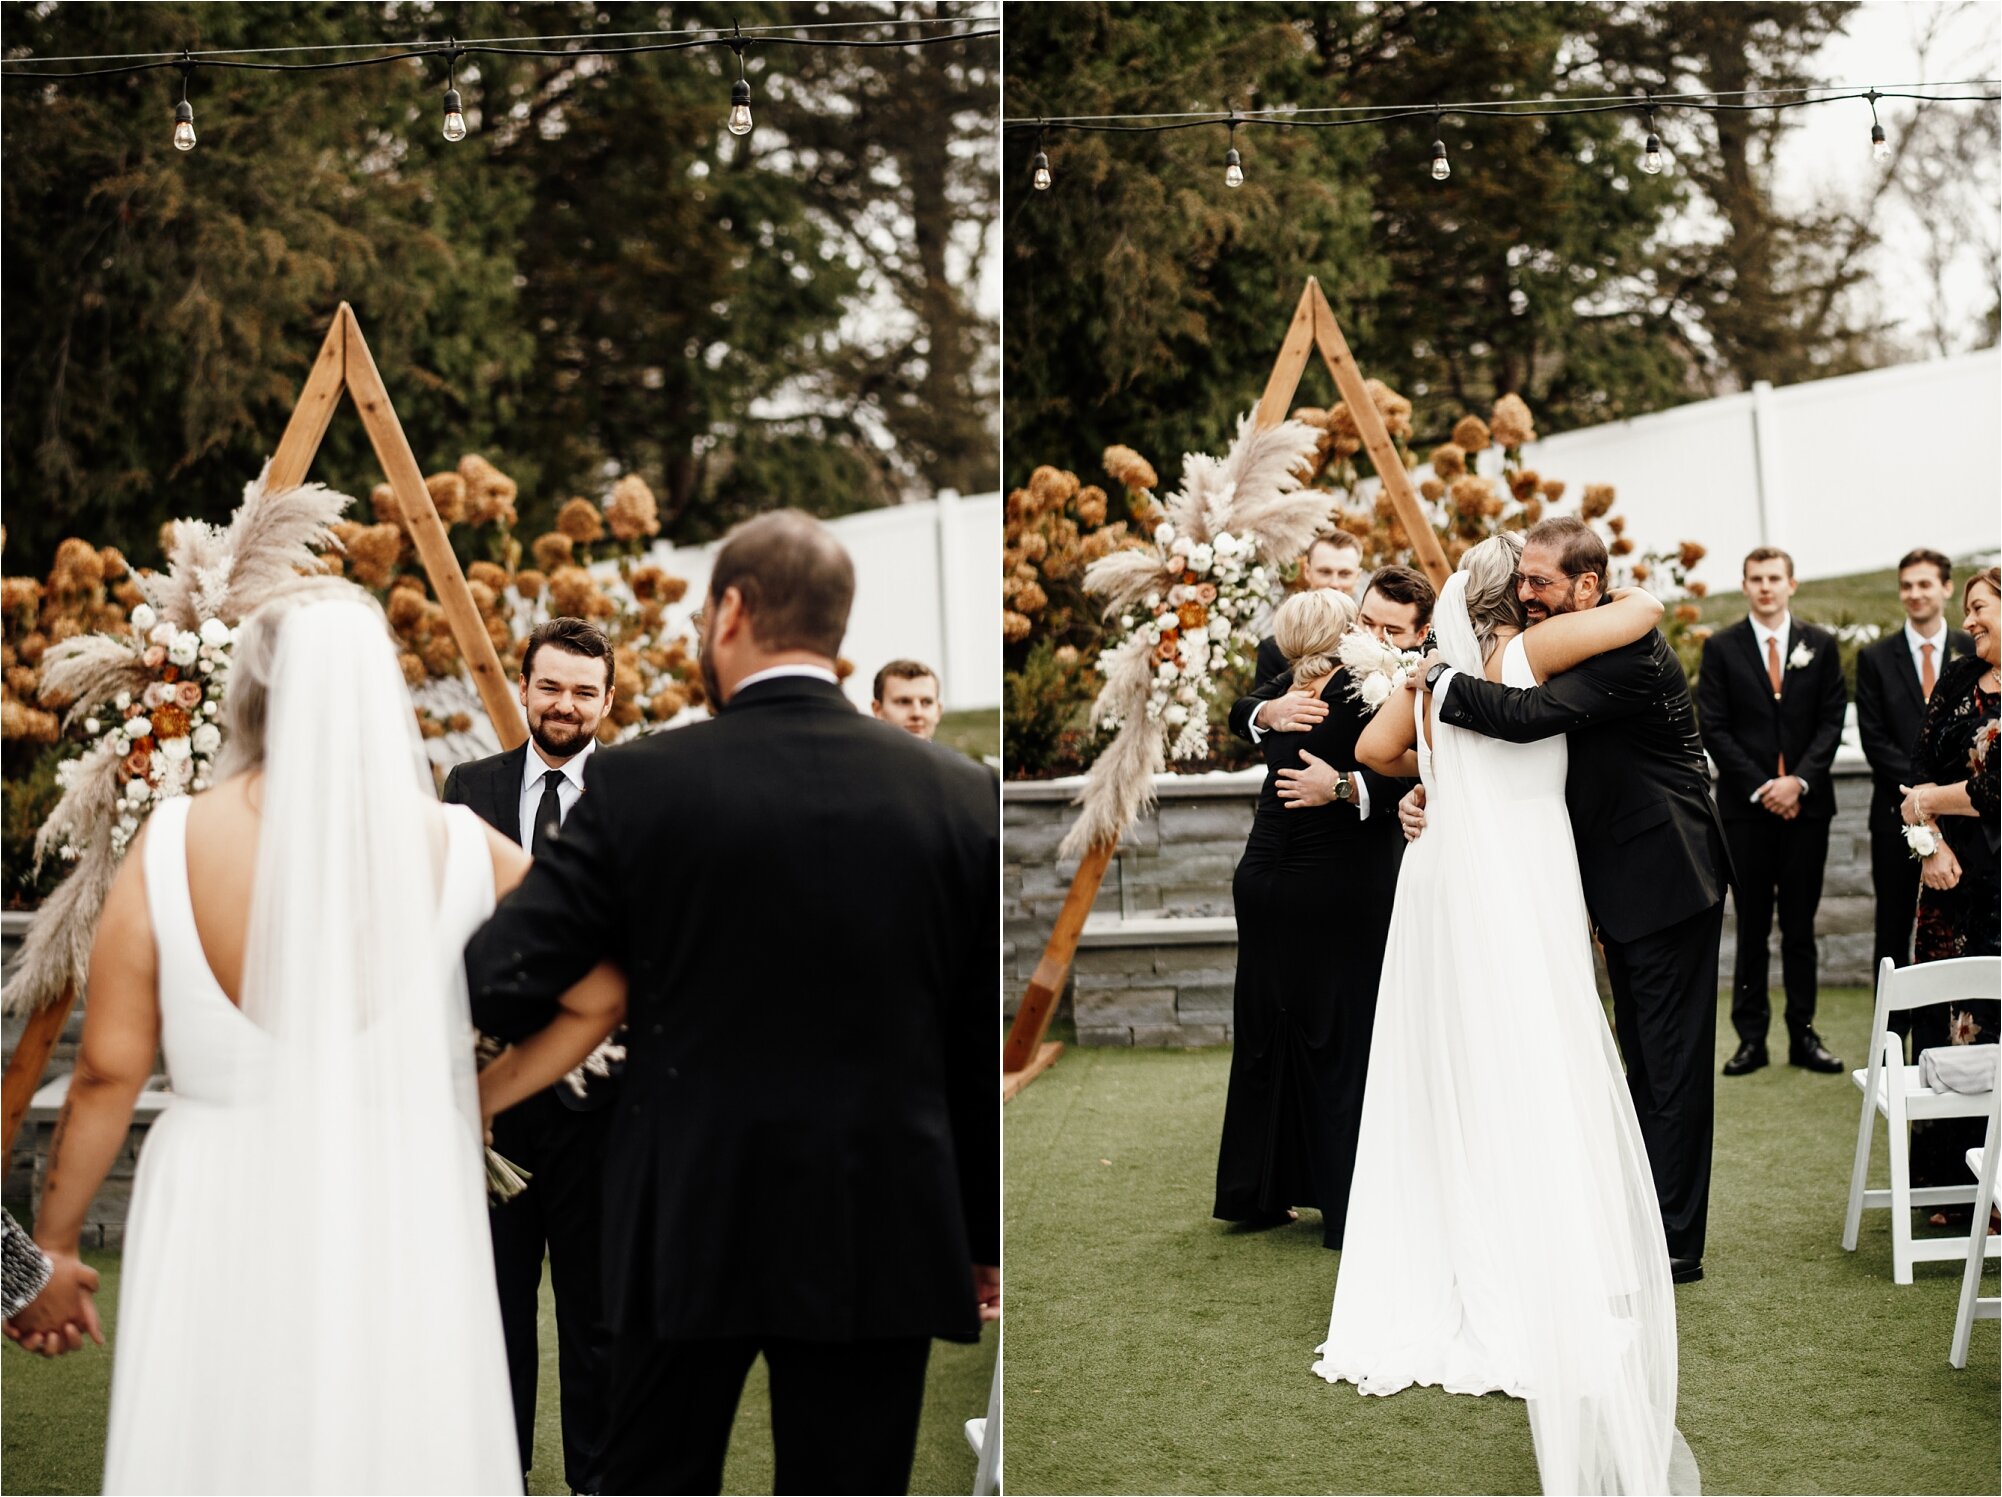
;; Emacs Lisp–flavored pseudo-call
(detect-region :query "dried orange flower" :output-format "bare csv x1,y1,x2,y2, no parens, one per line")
2,699,60,743
459,455,520,527
1632,563,1651,583
150,703,191,740
1102,445,1158,493
1610,536,1635,556
1430,443,1467,480
513,568,547,600
1177,602,1207,631
1028,466,1080,513
1450,475,1503,519
1540,479,1566,503
1054,645,1082,669
1016,581,1049,614
557,498,605,545
1581,485,1616,520
1509,470,1541,501
346,524,405,591
1365,379,1414,442
605,475,661,543
1490,393,1536,449
371,483,404,530
1075,485,1109,527
1677,541,1707,570
533,533,575,573
1420,478,1445,503
1452,415,1491,453
467,560,510,595
425,472,467,526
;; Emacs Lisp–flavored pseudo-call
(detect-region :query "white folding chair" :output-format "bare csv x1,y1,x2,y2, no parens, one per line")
1841,956,2002,1284
1950,1074,2002,1368
963,1343,1000,1496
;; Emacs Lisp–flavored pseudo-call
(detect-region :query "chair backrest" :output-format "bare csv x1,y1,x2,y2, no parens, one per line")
1877,956,2002,1016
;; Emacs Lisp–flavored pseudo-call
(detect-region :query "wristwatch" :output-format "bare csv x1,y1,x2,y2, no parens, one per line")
1424,661,1452,693
1333,773,1354,803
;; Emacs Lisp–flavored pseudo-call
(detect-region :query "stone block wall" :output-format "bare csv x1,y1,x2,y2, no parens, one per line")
1007,754,1890,1046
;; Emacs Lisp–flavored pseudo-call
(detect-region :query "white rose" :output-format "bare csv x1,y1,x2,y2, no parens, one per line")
1213,532,1236,557
199,617,230,648
1359,673,1393,707
192,723,221,755
1167,584,1187,606
125,715,152,740
1154,523,1175,548
111,732,131,755
1157,612,1178,632
150,622,177,646
128,780,151,803
1209,617,1231,640
114,691,132,711
1904,822,1939,858
1121,615,1135,630
84,717,100,735
1170,535,1193,559
1189,544,1215,574
1176,684,1199,704
160,736,192,762
168,633,200,667
130,603,157,633
1157,663,1177,683
202,701,218,717
1164,703,1189,725
1144,592,1160,610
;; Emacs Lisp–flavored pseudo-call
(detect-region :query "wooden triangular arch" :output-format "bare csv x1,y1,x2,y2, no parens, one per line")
2,305,527,1166
1001,279,1447,1098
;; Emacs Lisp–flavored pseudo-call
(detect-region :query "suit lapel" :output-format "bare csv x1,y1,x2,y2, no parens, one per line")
493,745,526,846
1738,621,1776,702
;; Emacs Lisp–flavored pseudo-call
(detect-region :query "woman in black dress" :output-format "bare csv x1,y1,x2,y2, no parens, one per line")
1214,588,1407,1248
1903,566,1999,1213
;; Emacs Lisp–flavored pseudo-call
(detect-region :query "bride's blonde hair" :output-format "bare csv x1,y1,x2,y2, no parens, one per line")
1460,532,1528,655
215,578,395,780
1274,588,1359,684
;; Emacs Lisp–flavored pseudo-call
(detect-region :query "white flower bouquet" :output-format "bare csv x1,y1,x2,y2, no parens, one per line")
1903,821,1940,859
1337,630,1424,708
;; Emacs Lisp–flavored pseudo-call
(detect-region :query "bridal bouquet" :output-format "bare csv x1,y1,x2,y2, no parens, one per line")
50,604,234,862
1336,630,1424,708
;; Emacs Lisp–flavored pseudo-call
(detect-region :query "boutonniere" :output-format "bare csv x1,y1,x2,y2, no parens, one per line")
1788,642,1814,670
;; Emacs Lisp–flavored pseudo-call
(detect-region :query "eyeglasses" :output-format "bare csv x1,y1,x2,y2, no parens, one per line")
1513,571,1569,592
690,606,708,632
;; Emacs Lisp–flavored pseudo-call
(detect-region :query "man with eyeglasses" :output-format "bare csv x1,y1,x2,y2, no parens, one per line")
1422,516,1729,1286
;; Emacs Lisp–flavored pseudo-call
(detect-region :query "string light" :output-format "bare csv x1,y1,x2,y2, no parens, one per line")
1867,89,1889,161
727,25,754,136
1003,79,1997,193
441,43,466,141
1224,113,1243,188
172,55,195,150
1638,95,1666,175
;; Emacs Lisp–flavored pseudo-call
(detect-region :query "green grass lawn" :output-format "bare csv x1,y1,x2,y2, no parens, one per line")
937,707,998,763
1,1265,994,1495
1004,984,1999,1495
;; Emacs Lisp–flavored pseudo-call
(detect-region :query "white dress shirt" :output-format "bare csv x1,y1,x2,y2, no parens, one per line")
732,663,840,693
519,736,595,850
1905,618,1949,686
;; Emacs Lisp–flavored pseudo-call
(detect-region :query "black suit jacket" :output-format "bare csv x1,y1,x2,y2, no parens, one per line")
1855,627,1976,794
1436,630,1729,945
1250,634,1287,694
444,742,618,1113
466,677,998,1345
1695,619,1848,821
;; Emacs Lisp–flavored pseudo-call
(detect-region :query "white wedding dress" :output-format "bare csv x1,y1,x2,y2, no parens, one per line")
101,597,521,1495
1312,576,1694,1495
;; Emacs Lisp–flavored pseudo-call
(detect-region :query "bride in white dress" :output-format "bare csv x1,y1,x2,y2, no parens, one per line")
13,581,625,1493
1313,535,1696,1495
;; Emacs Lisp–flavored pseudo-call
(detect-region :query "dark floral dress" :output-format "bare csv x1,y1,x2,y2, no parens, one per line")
1908,653,1999,1195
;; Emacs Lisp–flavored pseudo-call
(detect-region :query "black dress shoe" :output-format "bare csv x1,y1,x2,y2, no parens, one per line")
1790,1030,1843,1073
1669,1256,1703,1284
1722,1040,1768,1076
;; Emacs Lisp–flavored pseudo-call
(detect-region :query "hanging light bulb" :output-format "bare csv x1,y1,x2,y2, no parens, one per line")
1430,138,1450,181
1223,116,1243,188
1640,132,1665,174
1868,91,1889,161
729,77,754,136
1031,150,1052,191
172,57,195,152
442,87,467,142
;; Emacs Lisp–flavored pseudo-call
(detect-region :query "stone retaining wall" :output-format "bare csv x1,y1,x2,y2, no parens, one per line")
1006,753,1887,1047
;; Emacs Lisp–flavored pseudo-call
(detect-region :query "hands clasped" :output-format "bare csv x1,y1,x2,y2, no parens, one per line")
4,1250,103,1358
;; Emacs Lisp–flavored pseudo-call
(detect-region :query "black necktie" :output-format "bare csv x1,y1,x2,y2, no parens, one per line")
532,768,566,859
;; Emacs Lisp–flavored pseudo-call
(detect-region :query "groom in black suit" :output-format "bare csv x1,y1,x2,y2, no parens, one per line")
1429,516,1729,1282
467,511,998,1496
1854,548,1976,997
443,615,620,1494
1696,548,1848,1077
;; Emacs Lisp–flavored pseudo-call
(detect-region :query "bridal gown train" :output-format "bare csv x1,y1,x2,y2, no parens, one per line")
1311,624,1693,1496
102,795,520,1495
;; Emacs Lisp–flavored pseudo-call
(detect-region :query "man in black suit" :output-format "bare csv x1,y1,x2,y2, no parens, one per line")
467,511,998,1496
443,615,620,1494
1695,548,1848,1078
1855,548,1977,1001
1229,563,1434,814
1245,530,1369,689
1429,516,1729,1282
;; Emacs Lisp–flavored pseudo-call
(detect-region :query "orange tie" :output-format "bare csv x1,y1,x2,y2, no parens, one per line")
1766,635,1786,776
1920,641,1935,700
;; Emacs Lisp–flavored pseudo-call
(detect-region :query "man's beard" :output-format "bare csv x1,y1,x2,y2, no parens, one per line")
530,714,590,758
1525,581,1580,622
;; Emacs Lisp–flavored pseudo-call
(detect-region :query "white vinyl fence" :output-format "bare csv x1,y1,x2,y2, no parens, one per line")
1505,349,2001,582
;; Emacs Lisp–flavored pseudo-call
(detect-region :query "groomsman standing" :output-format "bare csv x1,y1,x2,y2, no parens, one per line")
1697,548,1848,1077
1248,531,1368,687
1854,549,1976,993
444,616,619,1494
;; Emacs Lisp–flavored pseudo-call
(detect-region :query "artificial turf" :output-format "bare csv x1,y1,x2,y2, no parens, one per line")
1003,985,1999,1495
0,1260,994,1495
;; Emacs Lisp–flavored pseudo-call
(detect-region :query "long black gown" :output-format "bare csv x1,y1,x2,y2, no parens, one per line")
1214,669,1405,1248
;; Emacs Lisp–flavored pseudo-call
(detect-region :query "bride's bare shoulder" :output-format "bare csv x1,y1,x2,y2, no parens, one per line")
1481,628,1522,683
